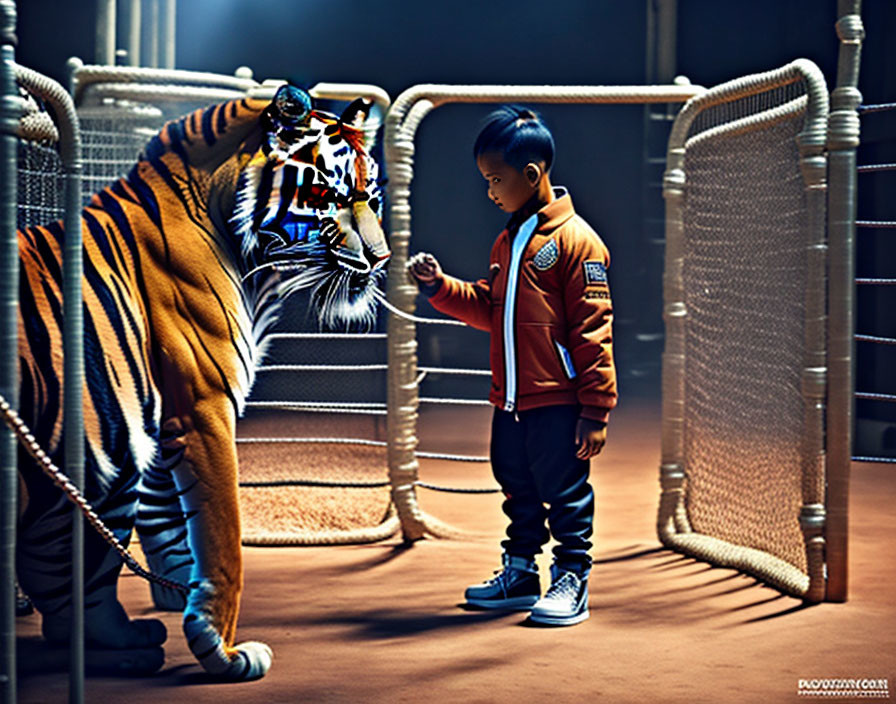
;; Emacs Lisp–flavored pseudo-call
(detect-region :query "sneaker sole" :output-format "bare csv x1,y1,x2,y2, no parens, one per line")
527,609,590,626
464,595,540,610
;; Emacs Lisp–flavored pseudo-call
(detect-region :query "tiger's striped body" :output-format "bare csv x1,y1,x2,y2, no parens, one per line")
16,86,388,679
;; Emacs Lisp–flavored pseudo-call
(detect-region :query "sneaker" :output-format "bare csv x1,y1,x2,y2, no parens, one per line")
528,565,589,626
464,555,541,610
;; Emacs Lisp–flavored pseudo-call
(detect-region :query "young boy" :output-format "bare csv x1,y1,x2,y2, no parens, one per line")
408,106,617,626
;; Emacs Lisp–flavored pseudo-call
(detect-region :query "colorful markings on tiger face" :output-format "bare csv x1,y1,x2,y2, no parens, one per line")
231,85,390,330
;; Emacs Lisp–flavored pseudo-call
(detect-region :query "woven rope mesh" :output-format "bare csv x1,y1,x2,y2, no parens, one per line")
78,101,193,204
238,295,395,544
17,139,64,229
679,87,810,575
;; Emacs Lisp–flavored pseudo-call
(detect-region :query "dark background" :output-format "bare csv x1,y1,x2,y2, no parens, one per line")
12,0,896,452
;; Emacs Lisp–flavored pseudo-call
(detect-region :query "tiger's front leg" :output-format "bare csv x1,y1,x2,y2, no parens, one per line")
164,402,272,680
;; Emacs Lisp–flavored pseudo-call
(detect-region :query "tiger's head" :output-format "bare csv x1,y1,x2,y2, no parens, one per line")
229,84,389,330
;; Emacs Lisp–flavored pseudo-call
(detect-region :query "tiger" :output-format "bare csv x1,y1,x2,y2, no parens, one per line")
15,83,389,680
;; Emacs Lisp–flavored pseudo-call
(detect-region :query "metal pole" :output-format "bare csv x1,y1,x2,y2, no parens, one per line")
147,0,159,68
94,0,115,65
126,0,141,67
161,0,174,69
64,121,85,704
656,0,677,85
54,62,86,701
0,1,21,702
825,0,863,603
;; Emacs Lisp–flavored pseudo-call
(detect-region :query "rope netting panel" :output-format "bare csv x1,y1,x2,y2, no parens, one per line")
683,113,809,573
659,60,830,601
77,105,165,202
16,139,64,229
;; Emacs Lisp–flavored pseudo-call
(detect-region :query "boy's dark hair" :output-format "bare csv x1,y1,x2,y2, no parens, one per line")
473,105,555,172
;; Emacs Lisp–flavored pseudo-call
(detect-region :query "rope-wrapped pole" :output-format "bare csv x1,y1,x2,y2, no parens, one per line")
384,83,704,541
13,61,84,700
0,2,22,700
825,0,864,603
796,60,832,605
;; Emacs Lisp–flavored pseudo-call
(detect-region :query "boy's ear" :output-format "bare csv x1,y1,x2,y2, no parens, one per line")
524,163,542,184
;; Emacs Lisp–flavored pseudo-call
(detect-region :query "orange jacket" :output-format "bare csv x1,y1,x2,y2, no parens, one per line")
428,190,617,423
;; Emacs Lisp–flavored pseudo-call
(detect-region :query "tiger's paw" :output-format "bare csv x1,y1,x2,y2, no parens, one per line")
187,627,272,681
184,617,274,682
89,617,167,649
183,580,272,680
222,641,273,681
85,647,166,676
42,613,167,649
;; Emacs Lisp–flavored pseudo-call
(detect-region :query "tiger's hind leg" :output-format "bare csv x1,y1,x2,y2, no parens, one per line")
17,453,167,652
136,429,195,611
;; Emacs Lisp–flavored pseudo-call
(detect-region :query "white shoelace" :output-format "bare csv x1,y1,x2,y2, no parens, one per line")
544,572,581,601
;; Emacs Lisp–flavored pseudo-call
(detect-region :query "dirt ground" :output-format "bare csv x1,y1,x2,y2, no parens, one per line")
14,398,896,703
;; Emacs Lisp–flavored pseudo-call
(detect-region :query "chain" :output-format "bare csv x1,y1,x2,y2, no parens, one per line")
0,393,189,594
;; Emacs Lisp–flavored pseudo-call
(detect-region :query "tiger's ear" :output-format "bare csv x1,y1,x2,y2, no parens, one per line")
339,97,378,151
339,97,372,130
271,84,313,126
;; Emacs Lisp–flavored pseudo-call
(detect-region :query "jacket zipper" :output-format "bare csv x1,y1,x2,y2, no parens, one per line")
502,214,539,414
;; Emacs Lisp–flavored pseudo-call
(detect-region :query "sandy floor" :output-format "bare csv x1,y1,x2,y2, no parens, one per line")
14,399,896,703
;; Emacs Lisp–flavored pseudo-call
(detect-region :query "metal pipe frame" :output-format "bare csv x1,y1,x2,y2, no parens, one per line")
0,1,22,700
147,0,159,68
161,0,175,69
383,83,705,541
125,0,141,67
825,0,864,604
94,0,115,66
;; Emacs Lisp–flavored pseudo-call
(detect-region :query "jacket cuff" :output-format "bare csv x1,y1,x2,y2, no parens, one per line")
424,274,446,299
580,406,611,425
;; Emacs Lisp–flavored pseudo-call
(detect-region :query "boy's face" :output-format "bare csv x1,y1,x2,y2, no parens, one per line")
476,152,537,213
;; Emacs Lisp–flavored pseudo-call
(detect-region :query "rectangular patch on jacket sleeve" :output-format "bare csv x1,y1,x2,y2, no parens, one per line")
583,260,608,286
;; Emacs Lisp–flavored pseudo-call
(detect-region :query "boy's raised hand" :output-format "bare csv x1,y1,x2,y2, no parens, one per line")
407,252,442,285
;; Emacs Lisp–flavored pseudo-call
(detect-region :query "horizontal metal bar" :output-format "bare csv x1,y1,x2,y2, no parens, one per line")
236,436,386,446
418,397,491,406
855,391,896,402
264,332,387,340
852,455,896,464
856,278,896,285
855,334,896,345
244,401,386,415
256,364,387,373
858,102,896,114
857,163,896,173
856,221,896,229
418,367,491,377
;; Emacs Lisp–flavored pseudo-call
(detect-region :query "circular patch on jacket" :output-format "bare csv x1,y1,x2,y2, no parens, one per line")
532,239,559,271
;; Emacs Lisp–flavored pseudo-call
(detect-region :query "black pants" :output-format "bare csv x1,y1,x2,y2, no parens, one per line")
490,404,594,573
